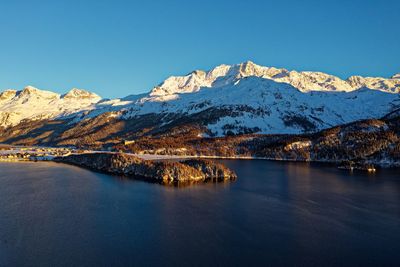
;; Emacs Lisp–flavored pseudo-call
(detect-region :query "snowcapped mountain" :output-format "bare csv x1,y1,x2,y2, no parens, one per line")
0,86,100,127
0,61,399,143
149,61,400,97
82,61,400,136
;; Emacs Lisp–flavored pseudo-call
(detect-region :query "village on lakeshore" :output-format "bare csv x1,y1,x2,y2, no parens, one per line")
0,145,83,162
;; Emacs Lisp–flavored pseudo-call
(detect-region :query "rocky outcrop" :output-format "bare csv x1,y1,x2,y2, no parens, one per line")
181,159,237,181
53,153,237,184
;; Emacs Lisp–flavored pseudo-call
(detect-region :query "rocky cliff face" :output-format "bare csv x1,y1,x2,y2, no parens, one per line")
54,153,237,184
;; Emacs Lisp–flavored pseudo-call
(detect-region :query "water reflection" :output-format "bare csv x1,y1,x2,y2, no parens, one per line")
0,161,399,266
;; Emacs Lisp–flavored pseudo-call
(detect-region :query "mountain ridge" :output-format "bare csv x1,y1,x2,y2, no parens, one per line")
0,86,101,127
0,61,399,142
150,61,400,97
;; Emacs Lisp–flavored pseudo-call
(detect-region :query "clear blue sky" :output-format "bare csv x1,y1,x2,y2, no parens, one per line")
1,0,399,98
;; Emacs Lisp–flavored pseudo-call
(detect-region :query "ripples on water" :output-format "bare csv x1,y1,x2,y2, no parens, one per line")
0,160,399,266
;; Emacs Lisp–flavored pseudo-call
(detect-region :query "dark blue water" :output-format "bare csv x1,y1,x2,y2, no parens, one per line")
0,160,399,266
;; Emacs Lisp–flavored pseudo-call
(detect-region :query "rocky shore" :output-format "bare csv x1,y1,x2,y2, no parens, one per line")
53,153,237,184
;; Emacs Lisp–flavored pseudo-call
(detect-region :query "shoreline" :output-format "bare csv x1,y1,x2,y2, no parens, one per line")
53,153,237,184
0,153,395,173
131,153,400,169
1,145,399,171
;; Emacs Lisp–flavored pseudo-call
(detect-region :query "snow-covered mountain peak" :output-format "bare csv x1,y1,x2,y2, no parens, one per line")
21,85,48,94
147,62,400,99
148,61,269,97
17,85,60,99
114,72,400,137
346,76,400,93
150,73,205,97
23,85,39,91
206,64,231,79
237,60,267,76
62,88,101,100
0,86,102,127
0,90,17,101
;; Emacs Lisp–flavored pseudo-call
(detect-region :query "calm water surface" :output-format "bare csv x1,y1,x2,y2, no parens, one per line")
0,160,399,266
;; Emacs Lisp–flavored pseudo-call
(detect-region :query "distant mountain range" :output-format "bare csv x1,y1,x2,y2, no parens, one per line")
0,61,399,149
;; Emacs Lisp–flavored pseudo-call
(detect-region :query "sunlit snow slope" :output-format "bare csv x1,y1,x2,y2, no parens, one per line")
1,61,399,136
